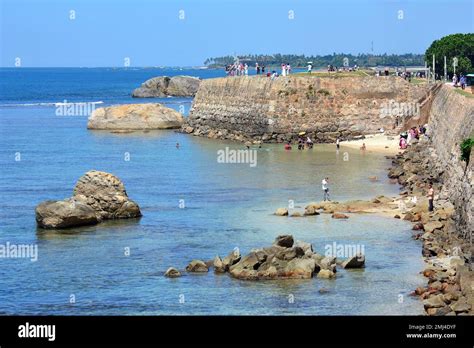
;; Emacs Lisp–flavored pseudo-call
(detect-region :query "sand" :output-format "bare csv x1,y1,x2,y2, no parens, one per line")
340,133,403,155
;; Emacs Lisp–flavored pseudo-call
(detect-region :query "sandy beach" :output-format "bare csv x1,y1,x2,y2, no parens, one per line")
340,133,402,155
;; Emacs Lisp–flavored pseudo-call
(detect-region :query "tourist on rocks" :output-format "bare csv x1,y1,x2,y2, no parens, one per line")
281,63,287,77
297,137,305,150
428,182,435,212
286,63,291,75
322,177,330,201
284,142,292,150
399,136,407,149
452,73,458,87
336,138,340,150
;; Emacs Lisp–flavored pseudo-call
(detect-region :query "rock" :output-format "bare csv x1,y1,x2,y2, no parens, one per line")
319,256,337,270
449,256,465,267
341,254,365,269
273,235,294,248
449,298,471,313
423,221,444,233
87,103,184,130
426,306,453,316
294,240,313,254
274,208,289,216
412,222,424,231
35,199,98,229
185,260,209,272
332,213,349,219
36,170,141,229
318,288,330,294
222,249,241,270
415,287,427,295
394,214,401,219
73,170,141,220
403,212,416,222
317,269,335,279
290,212,302,217
304,205,320,216
164,267,181,278
213,256,226,273
423,294,446,308
132,75,200,98
368,176,378,182
274,247,304,260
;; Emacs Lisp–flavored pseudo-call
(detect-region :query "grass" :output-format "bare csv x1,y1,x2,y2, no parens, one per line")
409,78,428,85
453,88,474,98
293,70,371,78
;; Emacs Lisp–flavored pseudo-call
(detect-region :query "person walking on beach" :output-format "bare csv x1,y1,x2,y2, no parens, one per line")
307,63,312,74
322,177,330,201
428,182,434,212
336,138,340,150
244,63,248,76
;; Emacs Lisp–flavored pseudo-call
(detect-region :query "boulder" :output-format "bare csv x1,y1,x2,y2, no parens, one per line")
132,76,201,98
317,269,335,279
304,206,320,216
342,254,365,269
294,240,313,254
73,170,141,220
222,249,241,270
423,221,444,233
213,256,226,273
290,212,302,217
423,294,446,309
274,235,294,248
186,260,209,272
35,199,98,229
87,103,184,130
35,170,141,229
332,213,349,219
164,267,181,278
274,208,289,216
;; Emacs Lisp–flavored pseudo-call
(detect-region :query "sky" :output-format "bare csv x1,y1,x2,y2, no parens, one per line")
0,0,473,67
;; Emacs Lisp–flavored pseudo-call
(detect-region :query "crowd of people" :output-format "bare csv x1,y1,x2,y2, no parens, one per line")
284,135,314,150
399,124,427,149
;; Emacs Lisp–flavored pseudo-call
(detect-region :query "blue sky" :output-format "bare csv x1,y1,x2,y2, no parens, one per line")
1,0,472,67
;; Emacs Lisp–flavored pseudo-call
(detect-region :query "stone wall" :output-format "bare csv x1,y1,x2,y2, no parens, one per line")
184,75,432,143
424,86,474,241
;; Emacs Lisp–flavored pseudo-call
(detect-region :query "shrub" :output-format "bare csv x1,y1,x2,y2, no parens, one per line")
460,138,474,163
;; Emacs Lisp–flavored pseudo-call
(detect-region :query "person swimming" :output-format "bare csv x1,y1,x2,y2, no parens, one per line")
284,142,292,150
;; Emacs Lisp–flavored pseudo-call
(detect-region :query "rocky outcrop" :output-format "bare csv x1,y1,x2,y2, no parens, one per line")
183,75,431,143
35,170,141,229
388,86,473,316
87,103,184,130
164,267,182,278
185,260,209,272
132,76,200,98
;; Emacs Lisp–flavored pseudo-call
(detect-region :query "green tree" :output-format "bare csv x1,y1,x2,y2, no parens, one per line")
425,33,474,77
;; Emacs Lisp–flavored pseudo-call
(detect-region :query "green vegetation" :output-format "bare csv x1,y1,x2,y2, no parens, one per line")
460,138,474,163
425,33,474,77
453,88,474,99
204,53,425,68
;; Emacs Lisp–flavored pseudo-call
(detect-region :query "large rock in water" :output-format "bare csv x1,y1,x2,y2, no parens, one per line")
35,170,141,229
132,76,201,98
228,235,320,280
87,103,184,130
35,199,98,229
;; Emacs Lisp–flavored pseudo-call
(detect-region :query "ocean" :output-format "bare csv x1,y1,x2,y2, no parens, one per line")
0,67,425,315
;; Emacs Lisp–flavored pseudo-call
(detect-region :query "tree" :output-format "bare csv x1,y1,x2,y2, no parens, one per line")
425,33,474,77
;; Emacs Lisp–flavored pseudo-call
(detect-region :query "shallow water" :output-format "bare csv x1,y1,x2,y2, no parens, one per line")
0,68,425,315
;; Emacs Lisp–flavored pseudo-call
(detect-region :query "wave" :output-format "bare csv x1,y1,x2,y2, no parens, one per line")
0,101,104,108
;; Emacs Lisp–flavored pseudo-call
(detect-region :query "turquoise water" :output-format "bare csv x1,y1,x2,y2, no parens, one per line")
0,68,424,315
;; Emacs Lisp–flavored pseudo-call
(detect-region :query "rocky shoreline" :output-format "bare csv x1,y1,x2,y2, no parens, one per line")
388,140,473,316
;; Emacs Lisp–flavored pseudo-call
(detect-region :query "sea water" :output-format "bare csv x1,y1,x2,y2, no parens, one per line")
0,68,424,315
